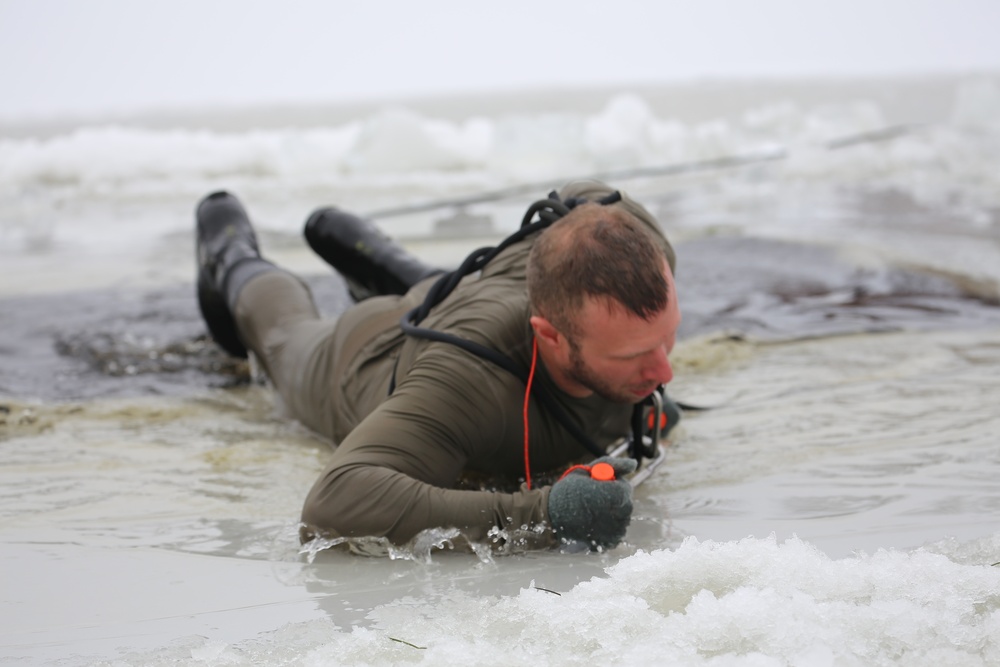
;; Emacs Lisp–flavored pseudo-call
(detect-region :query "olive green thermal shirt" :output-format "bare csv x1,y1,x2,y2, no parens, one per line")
299,232,637,548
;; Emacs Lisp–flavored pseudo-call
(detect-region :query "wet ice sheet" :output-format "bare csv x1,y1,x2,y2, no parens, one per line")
2,327,999,664
3,226,1000,664
660,327,1000,557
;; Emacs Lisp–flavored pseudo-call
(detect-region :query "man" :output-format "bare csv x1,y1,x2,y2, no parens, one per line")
195,181,680,551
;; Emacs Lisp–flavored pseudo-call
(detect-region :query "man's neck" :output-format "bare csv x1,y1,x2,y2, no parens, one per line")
535,343,592,399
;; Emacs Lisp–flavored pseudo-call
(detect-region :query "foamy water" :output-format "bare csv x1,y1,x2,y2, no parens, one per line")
2,78,1000,664
3,77,1000,294
79,536,1000,666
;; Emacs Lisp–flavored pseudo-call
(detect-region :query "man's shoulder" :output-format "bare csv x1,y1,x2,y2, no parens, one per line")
427,278,530,347
396,290,531,410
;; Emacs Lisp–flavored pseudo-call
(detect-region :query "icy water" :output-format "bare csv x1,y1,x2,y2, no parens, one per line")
2,77,1000,665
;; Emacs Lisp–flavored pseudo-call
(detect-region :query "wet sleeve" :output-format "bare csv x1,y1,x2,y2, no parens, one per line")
300,347,557,549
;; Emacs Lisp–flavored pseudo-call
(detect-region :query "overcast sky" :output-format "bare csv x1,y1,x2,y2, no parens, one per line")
1,0,999,119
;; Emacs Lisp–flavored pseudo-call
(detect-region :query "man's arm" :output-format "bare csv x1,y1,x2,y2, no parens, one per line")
300,350,557,547
301,459,552,546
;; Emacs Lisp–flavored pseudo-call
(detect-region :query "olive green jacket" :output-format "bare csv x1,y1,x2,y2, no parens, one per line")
299,183,674,548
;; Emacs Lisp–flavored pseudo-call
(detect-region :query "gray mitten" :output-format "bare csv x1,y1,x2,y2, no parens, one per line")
547,456,637,549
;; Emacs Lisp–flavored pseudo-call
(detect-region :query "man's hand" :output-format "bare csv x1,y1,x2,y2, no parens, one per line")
546,456,637,549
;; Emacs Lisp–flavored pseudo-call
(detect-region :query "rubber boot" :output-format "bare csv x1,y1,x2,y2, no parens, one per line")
196,191,275,358
303,207,443,302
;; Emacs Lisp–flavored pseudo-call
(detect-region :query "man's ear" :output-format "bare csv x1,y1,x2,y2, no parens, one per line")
530,314,563,349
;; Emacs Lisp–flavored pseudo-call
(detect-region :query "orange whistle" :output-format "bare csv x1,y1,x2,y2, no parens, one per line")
647,412,669,432
589,462,616,481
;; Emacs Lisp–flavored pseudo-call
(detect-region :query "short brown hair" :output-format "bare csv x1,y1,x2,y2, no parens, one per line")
526,203,669,338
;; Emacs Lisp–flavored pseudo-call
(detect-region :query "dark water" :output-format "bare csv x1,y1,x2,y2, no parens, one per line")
0,273,351,401
2,236,998,403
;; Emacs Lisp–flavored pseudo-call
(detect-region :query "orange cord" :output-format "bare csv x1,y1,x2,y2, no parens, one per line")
524,339,618,489
523,337,539,489
559,464,592,480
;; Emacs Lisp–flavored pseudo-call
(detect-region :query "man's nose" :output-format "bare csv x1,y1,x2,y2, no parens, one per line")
645,346,673,385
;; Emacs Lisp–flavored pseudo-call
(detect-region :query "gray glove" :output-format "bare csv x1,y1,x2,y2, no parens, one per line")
547,456,637,550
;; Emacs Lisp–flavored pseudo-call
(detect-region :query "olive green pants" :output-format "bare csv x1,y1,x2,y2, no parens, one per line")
231,271,342,438
231,271,423,443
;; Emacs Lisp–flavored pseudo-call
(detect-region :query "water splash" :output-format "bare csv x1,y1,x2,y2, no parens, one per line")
300,527,495,565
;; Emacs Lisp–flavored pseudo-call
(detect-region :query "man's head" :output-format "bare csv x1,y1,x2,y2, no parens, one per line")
527,202,681,404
